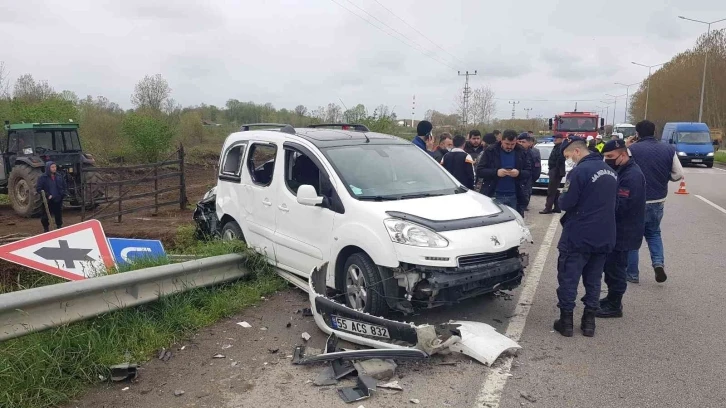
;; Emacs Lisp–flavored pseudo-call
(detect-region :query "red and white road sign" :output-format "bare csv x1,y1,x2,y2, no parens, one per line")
0,220,116,281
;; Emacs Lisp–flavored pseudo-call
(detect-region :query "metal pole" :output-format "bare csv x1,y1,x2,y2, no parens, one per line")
698,24,710,122
624,87,629,123
645,67,651,120
613,98,617,128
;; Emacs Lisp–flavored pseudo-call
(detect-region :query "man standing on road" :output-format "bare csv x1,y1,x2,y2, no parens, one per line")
464,130,484,162
540,134,567,214
597,140,646,318
36,161,67,233
477,129,531,215
554,138,617,337
430,132,453,162
625,120,684,283
412,120,434,152
517,133,536,211
441,135,476,189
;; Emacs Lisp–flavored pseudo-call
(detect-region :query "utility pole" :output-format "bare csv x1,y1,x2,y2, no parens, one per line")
458,70,477,126
523,108,533,119
615,82,641,123
606,93,626,128
411,95,416,128
632,62,665,119
509,101,520,119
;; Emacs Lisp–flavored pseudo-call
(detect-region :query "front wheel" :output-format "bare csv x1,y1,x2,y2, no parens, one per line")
343,253,388,316
706,162,714,168
221,221,245,242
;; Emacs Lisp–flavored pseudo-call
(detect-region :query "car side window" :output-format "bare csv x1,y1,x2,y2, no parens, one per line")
247,143,277,186
284,149,321,195
219,143,247,180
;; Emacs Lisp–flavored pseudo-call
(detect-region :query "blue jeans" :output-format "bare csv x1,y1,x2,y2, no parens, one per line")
495,192,521,215
627,202,665,279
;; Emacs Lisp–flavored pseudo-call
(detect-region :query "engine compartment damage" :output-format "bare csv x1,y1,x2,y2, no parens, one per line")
308,263,521,366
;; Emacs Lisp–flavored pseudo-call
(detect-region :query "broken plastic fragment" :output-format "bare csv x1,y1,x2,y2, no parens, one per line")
212,354,225,359
337,375,377,403
378,380,403,391
237,321,252,328
301,332,311,341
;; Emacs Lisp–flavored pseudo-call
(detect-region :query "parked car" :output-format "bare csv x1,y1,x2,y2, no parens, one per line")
194,123,532,316
532,142,574,190
661,122,716,168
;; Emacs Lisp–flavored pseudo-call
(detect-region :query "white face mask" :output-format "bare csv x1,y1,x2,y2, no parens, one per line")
566,158,575,167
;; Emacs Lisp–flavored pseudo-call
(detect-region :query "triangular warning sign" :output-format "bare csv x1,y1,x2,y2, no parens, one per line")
0,220,116,281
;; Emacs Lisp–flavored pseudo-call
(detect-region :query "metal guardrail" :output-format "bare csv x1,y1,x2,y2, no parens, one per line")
0,254,248,342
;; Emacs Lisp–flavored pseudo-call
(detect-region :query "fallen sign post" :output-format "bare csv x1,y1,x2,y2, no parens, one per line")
0,220,116,281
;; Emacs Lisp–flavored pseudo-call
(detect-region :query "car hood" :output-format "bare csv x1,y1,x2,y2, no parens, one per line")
379,191,502,220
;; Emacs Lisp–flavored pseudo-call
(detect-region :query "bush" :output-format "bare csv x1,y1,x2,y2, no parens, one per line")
121,113,175,163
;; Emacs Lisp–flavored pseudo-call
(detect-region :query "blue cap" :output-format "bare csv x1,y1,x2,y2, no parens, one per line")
560,136,586,151
517,132,529,140
602,139,628,153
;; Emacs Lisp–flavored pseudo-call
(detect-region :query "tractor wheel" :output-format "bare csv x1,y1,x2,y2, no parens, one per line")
8,165,44,218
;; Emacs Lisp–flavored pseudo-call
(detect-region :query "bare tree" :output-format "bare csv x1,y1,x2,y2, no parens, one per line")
59,90,79,104
325,103,342,122
131,74,172,112
13,74,56,102
294,105,308,116
0,61,9,98
455,85,496,125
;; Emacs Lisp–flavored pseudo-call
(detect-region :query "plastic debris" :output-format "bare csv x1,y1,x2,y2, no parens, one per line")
237,321,252,328
212,354,225,359
378,380,403,391
109,363,139,382
174,389,185,397
337,375,377,403
301,332,311,341
410,398,420,404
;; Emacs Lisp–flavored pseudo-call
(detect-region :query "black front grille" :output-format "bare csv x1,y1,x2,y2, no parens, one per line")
458,247,518,268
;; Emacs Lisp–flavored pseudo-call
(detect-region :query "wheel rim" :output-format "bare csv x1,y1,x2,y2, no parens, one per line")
14,179,30,207
345,263,368,311
222,229,237,241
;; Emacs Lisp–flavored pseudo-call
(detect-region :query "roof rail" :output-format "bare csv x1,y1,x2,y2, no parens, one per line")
240,123,289,131
307,123,370,132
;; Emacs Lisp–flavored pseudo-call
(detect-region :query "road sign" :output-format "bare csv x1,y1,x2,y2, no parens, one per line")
108,238,166,266
0,220,115,281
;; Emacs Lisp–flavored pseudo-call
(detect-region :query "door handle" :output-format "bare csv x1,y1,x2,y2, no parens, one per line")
262,199,272,207
278,204,289,212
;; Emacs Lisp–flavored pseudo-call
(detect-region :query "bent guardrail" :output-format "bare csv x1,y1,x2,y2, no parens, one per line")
0,253,248,342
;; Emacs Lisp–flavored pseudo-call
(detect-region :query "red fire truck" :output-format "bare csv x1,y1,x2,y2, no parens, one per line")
548,111,605,139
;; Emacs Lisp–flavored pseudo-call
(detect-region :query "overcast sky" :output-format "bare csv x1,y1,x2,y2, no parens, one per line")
1,0,723,122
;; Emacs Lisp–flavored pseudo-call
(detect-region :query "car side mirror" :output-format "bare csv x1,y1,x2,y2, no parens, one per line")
297,184,324,206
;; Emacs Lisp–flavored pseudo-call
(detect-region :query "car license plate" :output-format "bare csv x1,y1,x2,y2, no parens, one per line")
331,315,390,339
692,159,703,163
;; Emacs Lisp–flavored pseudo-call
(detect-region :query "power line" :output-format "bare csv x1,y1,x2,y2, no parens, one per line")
370,0,465,66
329,0,456,70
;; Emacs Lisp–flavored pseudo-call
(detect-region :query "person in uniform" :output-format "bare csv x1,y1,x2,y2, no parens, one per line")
554,137,617,337
597,139,646,318
540,134,566,214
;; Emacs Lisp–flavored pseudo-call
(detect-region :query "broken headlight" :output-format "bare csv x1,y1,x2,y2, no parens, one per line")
507,206,533,244
383,219,449,248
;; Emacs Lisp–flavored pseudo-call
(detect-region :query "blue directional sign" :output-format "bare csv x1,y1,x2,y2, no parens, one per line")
107,238,166,266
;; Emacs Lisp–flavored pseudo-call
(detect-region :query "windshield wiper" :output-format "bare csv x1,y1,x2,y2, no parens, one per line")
399,193,444,200
358,195,399,201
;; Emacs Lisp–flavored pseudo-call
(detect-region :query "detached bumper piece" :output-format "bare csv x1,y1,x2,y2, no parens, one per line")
306,263,520,366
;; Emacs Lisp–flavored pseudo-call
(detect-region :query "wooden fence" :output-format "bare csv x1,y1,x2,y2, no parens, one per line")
81,146,187,222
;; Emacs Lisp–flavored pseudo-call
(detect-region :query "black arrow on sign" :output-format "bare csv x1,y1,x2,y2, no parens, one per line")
34,240,94,269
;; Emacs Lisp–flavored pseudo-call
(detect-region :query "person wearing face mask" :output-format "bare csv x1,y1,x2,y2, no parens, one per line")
597,139,646,318
553,137,617,338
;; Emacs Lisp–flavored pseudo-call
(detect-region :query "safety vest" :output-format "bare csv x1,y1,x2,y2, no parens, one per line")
595,142,605,153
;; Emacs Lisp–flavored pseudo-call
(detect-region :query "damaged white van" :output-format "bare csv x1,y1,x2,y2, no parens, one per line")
194,124,531,315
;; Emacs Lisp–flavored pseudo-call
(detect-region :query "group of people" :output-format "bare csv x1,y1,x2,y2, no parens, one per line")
414,119,684,339
413,120,541,216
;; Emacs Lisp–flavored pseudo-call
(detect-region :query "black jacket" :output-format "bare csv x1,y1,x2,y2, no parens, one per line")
35,161,67,204
464,142,484,162
613,159,646,251
557,153,618,253
476,142,532,202
529,147,542,182
430,148,448,163
441,148,475,189
548,142,567,178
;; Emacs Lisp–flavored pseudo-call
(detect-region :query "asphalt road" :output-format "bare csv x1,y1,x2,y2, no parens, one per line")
69,167,726,407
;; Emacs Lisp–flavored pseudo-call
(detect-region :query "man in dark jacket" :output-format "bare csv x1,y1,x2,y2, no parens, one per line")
597,139,646,318
430,133,453,162
554,138,617,338
540,133,567,214
476,129,532,215
413,120,434,152
464,129,484,162
441,135,475,189
36,161,67,232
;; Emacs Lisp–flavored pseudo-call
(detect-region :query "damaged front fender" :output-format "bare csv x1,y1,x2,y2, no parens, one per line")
308,263,520,365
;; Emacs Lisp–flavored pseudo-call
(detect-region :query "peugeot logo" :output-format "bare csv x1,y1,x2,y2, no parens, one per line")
491,236,502,246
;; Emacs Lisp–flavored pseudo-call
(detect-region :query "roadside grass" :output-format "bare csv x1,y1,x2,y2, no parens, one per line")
715,151,726,163
0,194,8,205
0,228,288,408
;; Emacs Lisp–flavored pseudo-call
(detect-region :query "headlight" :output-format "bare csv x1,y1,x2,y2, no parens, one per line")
384,219,449,248
507,206,534,244
677,151,687,157
707,152,714,157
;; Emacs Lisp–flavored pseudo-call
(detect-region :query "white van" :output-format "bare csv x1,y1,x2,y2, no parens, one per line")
195,124,531,315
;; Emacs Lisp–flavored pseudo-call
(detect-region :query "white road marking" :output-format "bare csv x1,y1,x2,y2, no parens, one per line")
695,195,726,215
683,167,726,174
475,215,561,408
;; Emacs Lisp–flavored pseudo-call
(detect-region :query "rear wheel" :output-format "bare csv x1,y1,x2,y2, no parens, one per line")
343,252,388,316
221,221,245,242
8,165,44,218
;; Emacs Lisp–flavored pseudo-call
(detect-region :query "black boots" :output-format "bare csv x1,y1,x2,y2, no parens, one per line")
597,295,623,318
654,265,667,283
553,309,574,337
581,308,597,337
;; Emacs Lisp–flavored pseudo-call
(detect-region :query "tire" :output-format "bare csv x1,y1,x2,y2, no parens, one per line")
221,221,245,242
8,165,44,218
706,162,713,168
342,252,388,316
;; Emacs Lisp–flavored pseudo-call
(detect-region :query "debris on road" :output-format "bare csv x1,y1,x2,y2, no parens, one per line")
337,375,377,403
222,344,232,350
410,398,420,404
301,332,311,341
286,322,292,328
353,359,397,381
268,347,279,354
212,354,225,359
292,345,427,365
520,392,537,403
121,387,130,391
378,380,403,391
237,321,252,328
109,363,139,382
313,366,338,386
174,389,185,397
332,359,357,379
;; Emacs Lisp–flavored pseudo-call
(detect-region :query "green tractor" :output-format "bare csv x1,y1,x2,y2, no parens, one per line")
0,121,105,217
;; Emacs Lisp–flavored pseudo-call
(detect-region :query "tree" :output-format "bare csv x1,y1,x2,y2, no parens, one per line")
294,105,308,116
59,90,79,104
325,103,342,122
130,74,172,112
343,104,367,122
121,113,175,162
180,111,205,145
455,85,496,126
0,61,9,99
13,74,56,102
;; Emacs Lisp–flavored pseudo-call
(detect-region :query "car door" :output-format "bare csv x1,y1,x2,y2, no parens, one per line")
273,142,336,276
242,140,281,263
